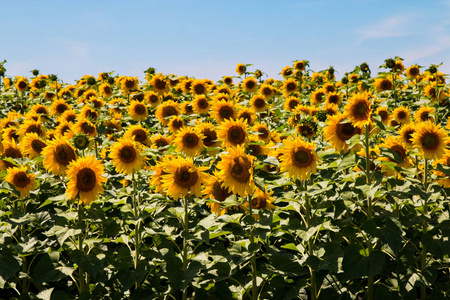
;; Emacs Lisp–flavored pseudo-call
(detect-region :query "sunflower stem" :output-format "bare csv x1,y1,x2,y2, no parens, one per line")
132,171,141,289
421,158,429,300
364,124,374,300
182,196,189,300
303,180,317,300
77,202,86,294
20,198,29,296
247,194,258,300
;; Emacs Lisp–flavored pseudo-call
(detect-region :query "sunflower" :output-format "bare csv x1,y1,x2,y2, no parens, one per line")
161,156,208,199
74,118,97,138
323,113,362,152
128,100,148,121
398,123,416,149
244,188,276,216
325,92,343,106
103,118,123,138
44,91,56,102
155,100,180,125
120,76,138,94
424,85,445,102
99,82,113,98
236,63,246,75
343,92,372,129
278,136,318,180
173,127,205,157
281,66,293,78
259,84,274,99
32,104,49,117
66,155,106,205
42,136,77,175
405,64,420,79
215,85,231,95
110,138,144,174
223,76,234,85
242,77,258,93
166,116,184,133
282,78,298,95
82,89,99,103
20,133,47,158
150,156,172,194
236,107,256,126
374,77,393,93
211,100,236,122
310,89,326,105
218,118,249,148
293,60,306,72
192,95,210,114
375,106,390,124
392,106,411,125
414,106,435,123
216,144,255,196
58,87,73,100
149,73,169,94
249,94,268,112
17,119,46,139
51,99,70,116
412,121,448,160
434,151,450,187
378,136,410,176
55,121,74,138
247,136,270,157
196,122,220,151
14,76,29,92
144,91,162,107
323,103,338,116
0,140,23,170
80,107,99,123
252,123,271,143
151,134,172,152
204,172,232,215
4,166,36,198
191,79,209,95
60,110,77,123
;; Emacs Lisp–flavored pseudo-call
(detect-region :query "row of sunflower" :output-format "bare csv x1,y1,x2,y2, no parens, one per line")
0,58,450,299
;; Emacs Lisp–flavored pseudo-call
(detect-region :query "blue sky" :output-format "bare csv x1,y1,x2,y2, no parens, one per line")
2,0,450,83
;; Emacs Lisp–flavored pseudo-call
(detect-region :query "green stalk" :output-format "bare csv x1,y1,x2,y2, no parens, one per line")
304,180,317,300
247,195,258,300
77,202,86,294
421,158,429,300
364,124,373,300
182,197,189,300
132,171,141,289
20,198,29,295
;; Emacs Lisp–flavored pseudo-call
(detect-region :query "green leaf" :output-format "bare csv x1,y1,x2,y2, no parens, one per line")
381,218,402,254
342,244,385,280
0,254,21,288
33,252,69,283
337,152,357,172
44,225,81,245
70,250,104,279
37,288,54,300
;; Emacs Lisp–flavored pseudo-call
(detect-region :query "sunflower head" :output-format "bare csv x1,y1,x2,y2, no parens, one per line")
242,77,258,93
392,106,411,125
414,106,435,123
173,127,205,157
192,95,210,114
211,100,236,122
278,136,318,180
155,100,180,125
218,118,249,148
412,121,448,160
323,113,362,152
344,92,372,128
236,63,246,75
250,94,268,112
374,77,393,93
72,133,90,150
4,166,36,198
109,138,144,174
42,137,77,175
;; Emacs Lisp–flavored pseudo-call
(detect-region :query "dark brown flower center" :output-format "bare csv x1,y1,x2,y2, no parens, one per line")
155,139,168,148
197,98,209,109
56,103,68,114
174,166,198,189
421,133,439,150
13,171,30,188
212,180,230,202
81,122,95,135
390,145,406,162
154,78,167,91
76,168,97,192
336,122,359,141
380,79,392,91
134,104,146,115
31,139,46,154
193,83,206,95
249,144,262,156
257,127,269,139
289,99,299,109
183,133,199,148
254,98,266,109
18,81,27,90
245,80,256,90
149,95,159,103
162,106,178,118
286,82,297,92
227,126,246,145
36,107,48,115
352,101,370,119
84,109,98,122
202,129,217,147
125,79,135,89
328,95,339,104
119,146,137,163
251,196,267,209
397,111,407,120
293,148,312,167
378,110,388,121
314,92,325,103
3,147,22,168
218,105,234,120
230,156,251,183
132,129,147,143
54,144,76,166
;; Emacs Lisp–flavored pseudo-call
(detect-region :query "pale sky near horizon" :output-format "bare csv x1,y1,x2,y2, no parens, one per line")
2,0,450,83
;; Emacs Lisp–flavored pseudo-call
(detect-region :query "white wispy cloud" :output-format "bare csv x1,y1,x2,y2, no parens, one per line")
356,12,417,44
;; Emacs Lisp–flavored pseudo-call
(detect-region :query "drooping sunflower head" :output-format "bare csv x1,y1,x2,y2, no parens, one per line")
414,106,435,123
161,156,208,199
20,132,47,159
249,94,268,112
216,144,255,196
42,136,77,176
242,77,258,93
218,118,249,148
173,126,205,157
109,138,144,174
412,121,448,160
4,166,36,198
66,155,107,205
392,106,411,125
278,136,318,180
128,100,148,121
344,92,372,129
72,133,90,150
323,113,362,152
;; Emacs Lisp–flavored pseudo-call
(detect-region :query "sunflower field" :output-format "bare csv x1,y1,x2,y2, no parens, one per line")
1,58,450,300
